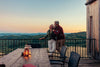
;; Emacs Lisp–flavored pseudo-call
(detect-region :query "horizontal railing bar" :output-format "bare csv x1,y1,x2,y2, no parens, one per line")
0,39,95,40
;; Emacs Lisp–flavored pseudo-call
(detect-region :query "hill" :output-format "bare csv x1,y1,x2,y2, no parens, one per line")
65,32,86,39
0,32,86,39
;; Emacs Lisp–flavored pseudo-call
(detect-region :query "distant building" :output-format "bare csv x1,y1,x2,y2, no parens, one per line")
85,0,100,59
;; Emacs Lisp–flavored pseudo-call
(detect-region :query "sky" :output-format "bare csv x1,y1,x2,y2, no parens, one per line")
0,0,86,33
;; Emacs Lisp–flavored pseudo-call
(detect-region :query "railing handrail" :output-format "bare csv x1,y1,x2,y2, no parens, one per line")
0,39,96,40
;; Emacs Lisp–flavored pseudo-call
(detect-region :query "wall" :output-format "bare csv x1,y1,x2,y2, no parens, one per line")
86,0,99,59
98,0,100,59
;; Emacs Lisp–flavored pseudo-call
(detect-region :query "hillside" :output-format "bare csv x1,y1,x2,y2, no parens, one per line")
0,32,86,39
65,32,86,39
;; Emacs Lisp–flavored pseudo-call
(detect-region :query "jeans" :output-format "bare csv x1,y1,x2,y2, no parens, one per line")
48,39,56,54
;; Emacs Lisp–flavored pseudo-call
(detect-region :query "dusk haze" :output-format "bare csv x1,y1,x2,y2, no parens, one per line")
1,0,100,67
0,0,86,33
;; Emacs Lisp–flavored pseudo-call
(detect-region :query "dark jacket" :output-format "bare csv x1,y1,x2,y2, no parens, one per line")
54,25,65,40
45,30,56,40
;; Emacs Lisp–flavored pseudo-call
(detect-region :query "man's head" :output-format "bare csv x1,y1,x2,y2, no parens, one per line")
54,21,59,27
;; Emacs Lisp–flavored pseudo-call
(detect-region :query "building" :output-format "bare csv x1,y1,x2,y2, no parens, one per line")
85,0,100,59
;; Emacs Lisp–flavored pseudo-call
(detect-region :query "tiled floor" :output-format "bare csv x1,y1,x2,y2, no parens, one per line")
51,59,100,67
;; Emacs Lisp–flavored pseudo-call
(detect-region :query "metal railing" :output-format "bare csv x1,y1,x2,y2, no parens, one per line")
0,39,95,58
65,39,95,58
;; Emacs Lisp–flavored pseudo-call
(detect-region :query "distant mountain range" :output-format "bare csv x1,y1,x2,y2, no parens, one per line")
0,33,70,36
0,33,46,36
0,32,86,39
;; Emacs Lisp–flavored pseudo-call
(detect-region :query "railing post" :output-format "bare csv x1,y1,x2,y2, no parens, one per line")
45,39,46,48
7,40,9,54
94,39,95,55
93,39,95,57
2,40,3,57
75,39,76,52
13,40,15,50
5,40,6,55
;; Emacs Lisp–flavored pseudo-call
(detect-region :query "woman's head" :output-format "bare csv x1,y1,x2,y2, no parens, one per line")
49,24,54,29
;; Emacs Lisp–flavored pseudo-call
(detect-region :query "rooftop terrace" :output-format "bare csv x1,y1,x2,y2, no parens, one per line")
0,39,99,67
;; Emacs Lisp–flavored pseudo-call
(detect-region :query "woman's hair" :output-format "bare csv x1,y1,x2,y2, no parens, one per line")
49,24,54,29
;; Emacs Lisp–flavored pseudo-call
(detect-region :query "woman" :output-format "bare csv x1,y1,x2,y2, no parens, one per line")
39,24,56,55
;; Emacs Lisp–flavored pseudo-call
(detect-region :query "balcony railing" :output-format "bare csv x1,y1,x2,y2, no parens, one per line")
0,39,95,58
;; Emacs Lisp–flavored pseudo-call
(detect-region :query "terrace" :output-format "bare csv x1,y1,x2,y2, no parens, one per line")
0,39,100,67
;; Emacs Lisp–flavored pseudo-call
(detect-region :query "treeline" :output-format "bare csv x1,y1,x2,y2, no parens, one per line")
65,32,86,39
0,32,86,39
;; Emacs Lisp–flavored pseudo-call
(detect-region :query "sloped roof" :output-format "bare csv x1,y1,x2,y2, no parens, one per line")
85,0,96,5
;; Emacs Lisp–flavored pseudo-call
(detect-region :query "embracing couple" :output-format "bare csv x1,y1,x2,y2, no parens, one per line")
39,21,65,55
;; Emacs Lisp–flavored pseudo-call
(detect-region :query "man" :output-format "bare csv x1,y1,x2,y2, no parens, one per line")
53,21,65,52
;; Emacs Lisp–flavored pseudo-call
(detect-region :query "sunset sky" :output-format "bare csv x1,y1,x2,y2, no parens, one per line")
0,0,86,33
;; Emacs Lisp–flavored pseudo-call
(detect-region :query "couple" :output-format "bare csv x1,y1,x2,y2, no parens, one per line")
39,21,65,55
